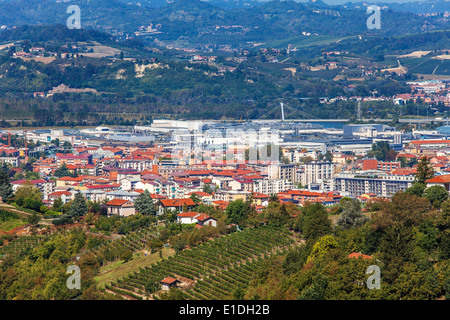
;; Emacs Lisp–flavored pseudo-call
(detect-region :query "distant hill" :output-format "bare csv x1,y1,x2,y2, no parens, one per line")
379,0,450,15
0,24,115,43
0,0,448,48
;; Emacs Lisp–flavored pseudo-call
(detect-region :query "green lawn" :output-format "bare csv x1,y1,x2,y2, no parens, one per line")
94,246,176,289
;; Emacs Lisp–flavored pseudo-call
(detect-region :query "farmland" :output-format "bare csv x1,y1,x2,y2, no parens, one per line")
102,226,298,300
0,235,47,259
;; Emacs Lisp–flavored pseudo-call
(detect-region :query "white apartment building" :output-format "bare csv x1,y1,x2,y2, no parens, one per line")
268,163,297,182
301,161,335,187
333,171,414,198
253,179,293,195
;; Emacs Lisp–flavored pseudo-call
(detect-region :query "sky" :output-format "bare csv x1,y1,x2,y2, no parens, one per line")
285,0,430,4
324,0,425,3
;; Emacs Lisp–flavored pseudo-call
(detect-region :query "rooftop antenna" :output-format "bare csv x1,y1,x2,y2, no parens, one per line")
280,102,285,121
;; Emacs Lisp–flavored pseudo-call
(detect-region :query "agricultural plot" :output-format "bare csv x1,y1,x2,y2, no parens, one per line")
84,226,158,263
407,58,450,75
0,235,47,259
103,226,296,300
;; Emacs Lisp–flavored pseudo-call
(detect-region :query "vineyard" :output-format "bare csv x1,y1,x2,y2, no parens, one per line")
103,226,298,300
0,235,47,259
83,226,158,264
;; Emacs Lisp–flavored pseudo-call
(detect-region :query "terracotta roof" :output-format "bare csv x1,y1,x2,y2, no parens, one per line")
11,179,48,185
426,175,450,183
195,213,216,222
411,140,450,145
159,198,196,207
176,212,199,218
49,191,72,197
161,277,178,284
348,252,372,260
106,199,130,206
186,191,212,197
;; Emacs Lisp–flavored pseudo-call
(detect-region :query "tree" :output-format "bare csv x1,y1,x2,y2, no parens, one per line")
189,193,201,205
69,192,88,218
263,202,290,227
368,141,392,161
28,212,41,225
120,249,133,262
306,235,339,263
337,198,369,229
134,190,156,215
14,182,42,207
423,185,448,208
202,184,213,194
269,193,279,203
405,182,426,197
226,199,253,225
299,273,328,300
0,170,14,202
415,156,435,184
296,202,332,242
54,163,71,178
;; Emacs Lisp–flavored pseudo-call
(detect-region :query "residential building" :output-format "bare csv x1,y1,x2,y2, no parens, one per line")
105,199,136,217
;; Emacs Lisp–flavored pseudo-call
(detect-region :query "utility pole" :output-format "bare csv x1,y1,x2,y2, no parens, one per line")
24,130,28,161
357,100,361,121
280,102,285,121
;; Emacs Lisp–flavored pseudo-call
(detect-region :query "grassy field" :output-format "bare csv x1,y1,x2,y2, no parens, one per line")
0,218,27,232
94,246,176,289
405,58,450,76
0,208,27,232
256,34,350,50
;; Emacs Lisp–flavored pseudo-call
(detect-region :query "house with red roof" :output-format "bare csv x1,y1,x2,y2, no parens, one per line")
105,199,136,217
48,190,72,206
185,191,213,202
426,174,450,192
56,176,83,187
251,192,270,206
176,212,217,227
229,177,254,192
11,179,54,200
158,198,196,214
160,277,180,290
212,200,229,210
348,252,373,260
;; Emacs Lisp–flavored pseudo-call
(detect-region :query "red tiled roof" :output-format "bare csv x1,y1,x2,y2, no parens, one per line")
11,179,48,185
348,252,372,260
106,199,129,206
186,191,212,197
195,214,216,222
160,277,178,284
159,198,196,207
411,140,450,145
176,212,199,218
49,191,72,197
396,153,417,159
426,175,450,183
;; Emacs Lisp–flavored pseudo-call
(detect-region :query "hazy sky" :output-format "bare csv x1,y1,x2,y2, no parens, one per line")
289,0,429,3
323,0,425,3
